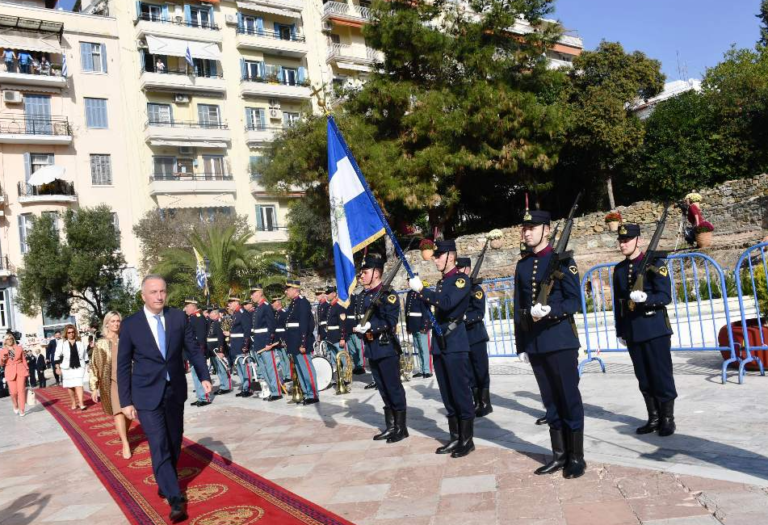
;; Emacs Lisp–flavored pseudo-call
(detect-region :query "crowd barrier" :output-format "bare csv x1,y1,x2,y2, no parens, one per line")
733,242,768,383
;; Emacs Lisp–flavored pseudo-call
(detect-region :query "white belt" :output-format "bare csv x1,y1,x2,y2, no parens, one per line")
408,312,423,317
251,328,268,334
319,321,328,325
275,328,286,333
327,325,340,330
231,333,244,338
286,322,299,328
206,337,218,342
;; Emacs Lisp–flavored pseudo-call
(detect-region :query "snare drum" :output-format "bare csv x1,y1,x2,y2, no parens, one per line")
312,356,333,391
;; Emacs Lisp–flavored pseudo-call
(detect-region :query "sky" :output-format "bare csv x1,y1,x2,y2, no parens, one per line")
553,0,762,81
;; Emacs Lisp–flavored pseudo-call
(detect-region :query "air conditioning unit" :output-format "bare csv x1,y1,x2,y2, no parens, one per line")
179,146,195,155
322,21,333,32
268,98,281,110
3,90,22,104
225,14,237,25
269,108,282,119
174,94,190,104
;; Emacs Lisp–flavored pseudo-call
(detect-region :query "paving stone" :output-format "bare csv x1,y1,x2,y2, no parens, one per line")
440,474,498,495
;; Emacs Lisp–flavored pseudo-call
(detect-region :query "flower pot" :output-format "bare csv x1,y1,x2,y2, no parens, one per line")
695,231,713,248
420,249,434,261
490,238,503,249
606,221,620,232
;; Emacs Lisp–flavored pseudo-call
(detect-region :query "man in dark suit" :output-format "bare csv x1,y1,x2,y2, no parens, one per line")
117,275,211,523
46,332,61,385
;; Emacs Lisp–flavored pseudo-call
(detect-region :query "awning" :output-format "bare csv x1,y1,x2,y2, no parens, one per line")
149,138,228,148
146,35,221,61
27,165,65,186
236,1,301,18
0,29,62,54
155,193,236,209
336,62,371,72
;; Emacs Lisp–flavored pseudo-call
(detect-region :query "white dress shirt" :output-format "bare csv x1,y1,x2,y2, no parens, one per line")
144,306,166,353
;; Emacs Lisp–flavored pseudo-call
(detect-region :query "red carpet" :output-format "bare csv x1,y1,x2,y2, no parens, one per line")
36,387,356,525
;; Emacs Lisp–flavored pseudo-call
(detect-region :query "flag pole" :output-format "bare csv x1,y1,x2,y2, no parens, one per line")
327,115,443,336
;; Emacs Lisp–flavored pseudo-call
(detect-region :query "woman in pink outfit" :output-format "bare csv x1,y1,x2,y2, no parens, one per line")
1,333,30,417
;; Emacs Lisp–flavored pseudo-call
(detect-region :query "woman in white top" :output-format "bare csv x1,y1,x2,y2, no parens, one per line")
54,324,89,410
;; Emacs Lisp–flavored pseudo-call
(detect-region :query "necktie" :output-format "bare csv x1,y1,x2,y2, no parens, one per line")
155,314,169,380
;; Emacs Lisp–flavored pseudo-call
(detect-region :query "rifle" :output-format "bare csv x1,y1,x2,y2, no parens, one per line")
628,204,670,311
535,192,582,306
470,240,489,285
360,256,404,328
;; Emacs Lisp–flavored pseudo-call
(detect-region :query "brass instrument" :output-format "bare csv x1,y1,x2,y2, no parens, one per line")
399,340,414,382
290,356,304,403
335,347,353,395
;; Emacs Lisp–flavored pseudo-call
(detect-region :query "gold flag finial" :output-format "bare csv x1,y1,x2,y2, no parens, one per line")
310,83,330,115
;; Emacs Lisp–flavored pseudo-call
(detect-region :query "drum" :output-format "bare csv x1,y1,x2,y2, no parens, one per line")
312,356,334,391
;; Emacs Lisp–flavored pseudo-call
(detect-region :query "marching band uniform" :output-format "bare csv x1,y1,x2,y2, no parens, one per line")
316,291,329,343
186,299,211,407
345,293,365,375
229,297,253,397
250,285,281,401
405,288,432,378
613,223,677,436
457,258,492,417
514,210,585,479
272,298,291,383
324,287,349,379
284,280,319,404
206,308,230,395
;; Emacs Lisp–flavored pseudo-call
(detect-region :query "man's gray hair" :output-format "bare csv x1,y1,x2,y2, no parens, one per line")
141,274,167,289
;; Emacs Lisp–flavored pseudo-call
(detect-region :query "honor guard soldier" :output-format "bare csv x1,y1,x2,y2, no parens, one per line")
405,282,433,378
354,254,408,442
613,223,677,436
250,284,281,401
206,307,231,395
316,288,329,343
184,299,211,407
457,258,492,417
271,296,291,383
284,280,320,405
514,210,586,479
409,240,476,458
345,292,366,375
227,295,253,397
324,286,348,373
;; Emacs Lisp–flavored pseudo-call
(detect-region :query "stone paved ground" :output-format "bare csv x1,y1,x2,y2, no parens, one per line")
2,351,768,525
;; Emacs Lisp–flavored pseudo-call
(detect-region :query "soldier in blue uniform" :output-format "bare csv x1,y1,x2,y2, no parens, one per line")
345,292,366,375
250,285,282,401
226,295,253,398
405,283,433,379
514,210,586,479
271,296,291,383
355,254,408,442
315,288,329,345
284,280,319,405
206,307,231,395
184,298,211,407
409,240,476,458
613,223,677,436
457,258,492,417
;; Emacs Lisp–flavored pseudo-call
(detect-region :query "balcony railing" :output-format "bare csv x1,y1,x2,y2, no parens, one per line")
237,27,306,42
326,44,383,63
150,173,233,181
245,124,286,132
0,255,12,273
0,116,71,136
142,66,223,79
18,180,76,198
2,62,65,77
241,73,310,87
323,1,371,20
145,120,229,130
134,13,220,30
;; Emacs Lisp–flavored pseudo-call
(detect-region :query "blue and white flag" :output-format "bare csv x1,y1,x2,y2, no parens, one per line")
61,53,68,78
193,247,207,294
327,117,385,307
185,44,194,68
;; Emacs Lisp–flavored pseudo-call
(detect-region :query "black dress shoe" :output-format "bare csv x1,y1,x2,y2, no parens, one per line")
412,372,424,378
189,401,200,407
169,496,188,523
535,416,548,425
352,367,366,375
303,398,319,405
217,389,231,395
422,373,433,379
197,400,211,407
268,395,283,401
364,381,377,390
158,489,166,499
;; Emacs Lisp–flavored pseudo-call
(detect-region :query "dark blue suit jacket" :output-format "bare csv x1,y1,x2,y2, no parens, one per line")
357,286,400,360
117,307,211,411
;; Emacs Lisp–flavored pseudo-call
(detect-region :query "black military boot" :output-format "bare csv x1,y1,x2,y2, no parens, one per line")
451,419,476,458
534,427,566,475
472,387,481,413
436,416,460,454
387,410,409,443
373,407,395,441
658,400,676,437
563,429,587,479
535,416,548,425
636,393,660,435
479,388,493,417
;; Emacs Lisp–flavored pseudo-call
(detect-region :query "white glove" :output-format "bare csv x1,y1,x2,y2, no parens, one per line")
629,291,648,303
518,352,530,364
353,322,371,334
530,303,552,321
409,276,424,293
618,337,627,347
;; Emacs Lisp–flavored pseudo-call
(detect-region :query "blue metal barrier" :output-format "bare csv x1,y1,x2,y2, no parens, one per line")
734,241,768,383
578,252,737,384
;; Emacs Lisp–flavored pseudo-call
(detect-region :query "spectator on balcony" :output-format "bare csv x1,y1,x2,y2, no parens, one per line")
18,51,31,74
156,58,165,73
31,55,40,75
40,55,51,75
3,48,16,73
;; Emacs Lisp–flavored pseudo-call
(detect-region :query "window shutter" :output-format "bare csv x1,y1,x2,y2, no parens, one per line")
258,61,265,78
135,1,142,18
255,206,264,231
184,4,191,23
18,215,25,253
273,22,279,33
162,4,168,19
23,152,31,182
209,60,217,77
139,50,145,71
277,65,283,83
298,66,306,84
80,43,92,71
258,109,266,129
272,208,279,229
240,58,246,80
101,43,108,73
237,12,243,32
256,17,264,35
291,24,297,40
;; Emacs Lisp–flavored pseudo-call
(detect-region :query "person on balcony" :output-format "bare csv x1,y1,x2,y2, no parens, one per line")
3,48,16,73
156,58,166,73
31,55,40,75
40,55,51,75
18,50,31,74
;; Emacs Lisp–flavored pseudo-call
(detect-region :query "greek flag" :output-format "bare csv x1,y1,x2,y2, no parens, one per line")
185,44,194,68
61,53,67,78
193,247,207,293
327,117,385,307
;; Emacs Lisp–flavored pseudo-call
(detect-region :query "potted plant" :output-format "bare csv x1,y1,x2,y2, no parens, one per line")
487,229,504,249
419,239,436,261
694,224,714,248
604,211,622,231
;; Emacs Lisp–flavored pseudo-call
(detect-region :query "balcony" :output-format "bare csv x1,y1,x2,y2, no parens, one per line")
148,173,237,196
250,173,303,197
0,67,67,89
140,68,226,94
326,44,383,71
236,28,308,57
240,76,311,101
254,226,289,243
134,13,222,44
144,120,231,148
0,116,72,145
0,256,13,278
17,181,77,204
242,0,304,11
322,2,371,25
245,125,284,147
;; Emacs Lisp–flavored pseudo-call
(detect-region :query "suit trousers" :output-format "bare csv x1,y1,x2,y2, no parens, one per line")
469,341,490,390
346,335,364,369
369,355,406,411
412,332,431,374
529,349,584,431
628,336,677,403
294,352,319,400
433,352,475,420
138,380,185,500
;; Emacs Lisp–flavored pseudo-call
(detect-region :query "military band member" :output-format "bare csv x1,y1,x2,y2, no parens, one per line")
250,284,281,401
184,298,211,407
206,307,231,395
514,210,585,479
227,296,253,398
409,240,476,458
284,280,319,405
404,283,433,378
354,254,408,442
324,286,349,376
457,258,492,417
613,223,677,436
316,288,329,343
272,296,291,383
345,292,366,375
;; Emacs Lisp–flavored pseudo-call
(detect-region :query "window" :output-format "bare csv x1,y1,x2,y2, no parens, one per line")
198,105,221,127
189,6,212,28
24,95,52,133
249,156,262,180
256,205,278,232
275,23,293,40
330,34,341,44
242,16,263,35
29,153,54,179
85,98,108,128
140,3,164,21
176,158,194,174
147,103,172,125
283,68,297,85
192,58,218,78
80,42,107,73
112,213,120,234
153,156,176,178
283,112,300,128
245,108,266,130
18,214,33,254
0,290,9,330
202,156,226,179
243,60,263,81
90,154,112,185
42,211,60,237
